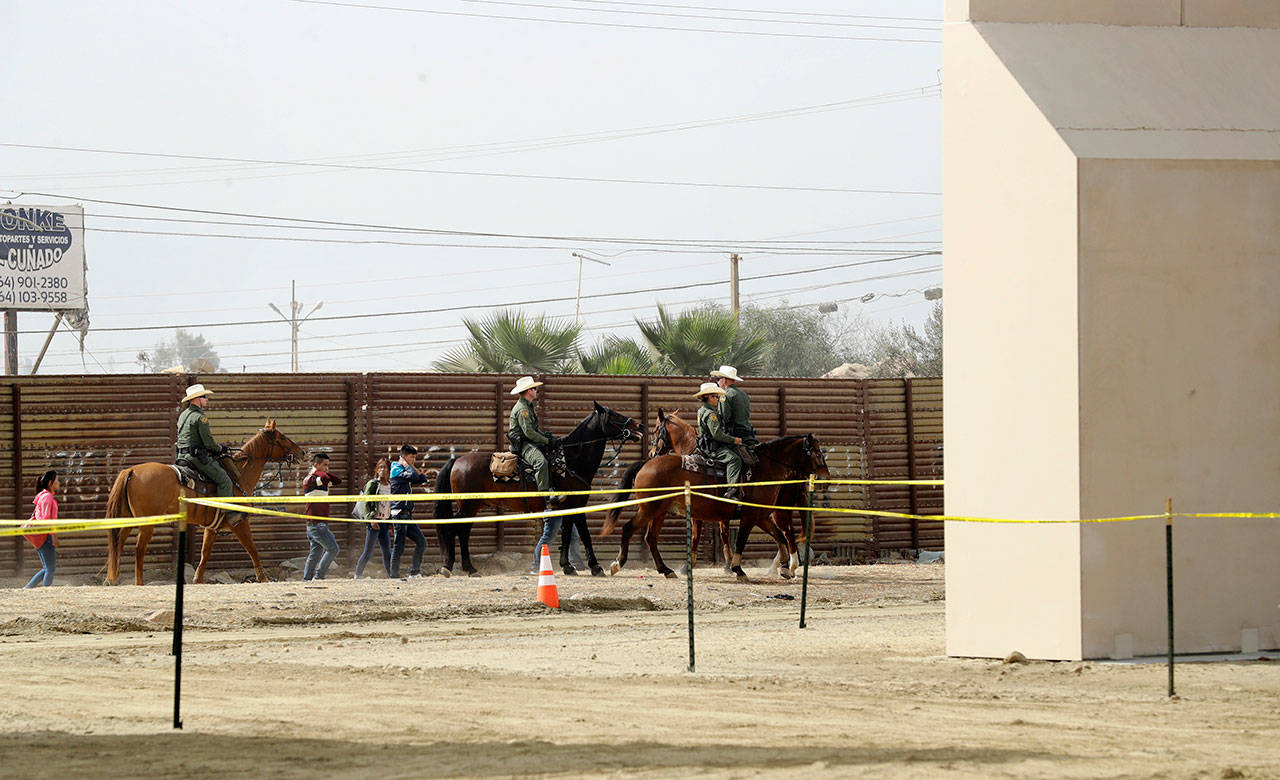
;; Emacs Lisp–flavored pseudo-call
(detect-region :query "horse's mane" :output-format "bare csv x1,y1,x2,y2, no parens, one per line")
234,428,272,462
561,404,612,447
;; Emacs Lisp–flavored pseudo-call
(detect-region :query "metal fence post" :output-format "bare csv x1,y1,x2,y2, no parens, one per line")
684,483,695,673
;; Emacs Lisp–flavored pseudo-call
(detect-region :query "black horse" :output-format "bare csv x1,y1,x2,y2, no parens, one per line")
433,401,642,576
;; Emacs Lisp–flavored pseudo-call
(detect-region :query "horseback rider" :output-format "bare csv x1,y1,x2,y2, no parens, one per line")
176,383,242,523
695,381,744,501
508,376,563,503
711,364,758,465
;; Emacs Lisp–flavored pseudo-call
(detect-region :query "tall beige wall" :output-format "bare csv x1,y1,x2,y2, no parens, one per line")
946,0,1280,27
942,24,1083,660
944,17,1280,659
1077,158,1280,657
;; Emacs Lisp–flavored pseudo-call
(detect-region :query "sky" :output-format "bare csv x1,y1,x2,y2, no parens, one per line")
0,0,942,374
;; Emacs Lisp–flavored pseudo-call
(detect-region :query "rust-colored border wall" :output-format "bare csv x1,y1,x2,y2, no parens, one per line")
0,373,942,577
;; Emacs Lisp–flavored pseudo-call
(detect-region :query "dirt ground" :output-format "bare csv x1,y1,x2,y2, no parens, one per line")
0,561,1277,779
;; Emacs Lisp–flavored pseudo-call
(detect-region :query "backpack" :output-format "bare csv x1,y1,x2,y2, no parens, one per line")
351,478,379,520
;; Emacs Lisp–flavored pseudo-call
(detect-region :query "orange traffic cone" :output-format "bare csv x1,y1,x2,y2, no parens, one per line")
536,544,559,609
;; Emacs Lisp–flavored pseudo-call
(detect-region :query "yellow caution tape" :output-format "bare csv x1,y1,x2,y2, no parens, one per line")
183,490,686,526
198,477,813,505
1175,512,1280,519
815,479,944,486
692,493,1169,525
0,514,183,538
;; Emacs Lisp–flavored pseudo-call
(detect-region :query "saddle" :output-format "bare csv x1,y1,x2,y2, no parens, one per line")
491,447,569,484
681,451,753,482
172,458,246,533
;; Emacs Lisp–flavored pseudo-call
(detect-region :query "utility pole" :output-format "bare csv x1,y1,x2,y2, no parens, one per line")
3,311,16,375
571,252,612,322
729,253,741,324
268,280,323,372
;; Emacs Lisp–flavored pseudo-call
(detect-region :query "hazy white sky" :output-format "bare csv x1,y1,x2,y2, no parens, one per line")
1,0,941,374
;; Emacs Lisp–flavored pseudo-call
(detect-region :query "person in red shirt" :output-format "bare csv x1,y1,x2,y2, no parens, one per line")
23,470,60,588
301,452,343,581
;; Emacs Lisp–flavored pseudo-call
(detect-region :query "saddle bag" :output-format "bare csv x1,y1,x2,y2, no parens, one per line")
490,451,519,478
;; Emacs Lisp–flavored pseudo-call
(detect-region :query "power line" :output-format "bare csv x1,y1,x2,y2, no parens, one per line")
14,251,939,336
2,86,938,187
280,0,941,43
565,0,940,24
1,146,939,196
462,0,941,30
14,191,942,251
32,267,941,369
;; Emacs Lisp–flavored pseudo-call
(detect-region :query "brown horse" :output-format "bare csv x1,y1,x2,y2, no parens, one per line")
104,420,305,585
616,408,809,578
601,434,829,579
432,402,642,576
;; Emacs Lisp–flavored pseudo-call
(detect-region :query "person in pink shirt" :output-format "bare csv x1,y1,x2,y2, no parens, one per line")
23,470,60,588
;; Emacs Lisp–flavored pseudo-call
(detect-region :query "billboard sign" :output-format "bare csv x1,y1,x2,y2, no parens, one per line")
0,204,87,311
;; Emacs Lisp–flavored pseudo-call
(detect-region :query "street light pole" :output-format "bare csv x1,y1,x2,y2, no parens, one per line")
571,252,612,322
268,279,324,372
729,253,741,324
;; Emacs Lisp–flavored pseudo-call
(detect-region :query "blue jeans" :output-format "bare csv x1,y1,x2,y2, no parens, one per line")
24,538,56,588
303,522,339,581
390,521,428,577
354,523,391,578
531,520,585,570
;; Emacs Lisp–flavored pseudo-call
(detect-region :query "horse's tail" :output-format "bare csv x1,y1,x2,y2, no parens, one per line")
105,468,134,584
601,460,644,537
433,457,457,520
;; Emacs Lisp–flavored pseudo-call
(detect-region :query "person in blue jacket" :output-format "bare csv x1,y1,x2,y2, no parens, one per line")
389,444,431,578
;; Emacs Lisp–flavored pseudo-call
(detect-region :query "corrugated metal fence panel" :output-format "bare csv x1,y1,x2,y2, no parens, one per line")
3,372,944,577
1,375,182,577
863,378,945,553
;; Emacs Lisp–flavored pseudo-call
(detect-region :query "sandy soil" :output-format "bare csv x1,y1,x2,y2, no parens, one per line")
0,563,1276,779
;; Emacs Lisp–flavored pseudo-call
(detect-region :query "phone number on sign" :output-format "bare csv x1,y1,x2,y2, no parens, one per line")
0,290,70,305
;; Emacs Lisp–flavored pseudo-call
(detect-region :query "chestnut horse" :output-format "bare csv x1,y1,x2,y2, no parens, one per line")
104,420,304,585
613,408,810,578
432,402,642,576
601,434,829,579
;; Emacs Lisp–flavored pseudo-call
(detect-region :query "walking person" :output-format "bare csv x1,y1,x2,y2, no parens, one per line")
389,444,431,578
301,452,343,581
353,458,393,578
22,470,60,589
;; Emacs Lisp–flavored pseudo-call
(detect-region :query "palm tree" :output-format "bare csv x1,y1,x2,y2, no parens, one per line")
635,304,768,376
433,310,582,373
576,336,659,375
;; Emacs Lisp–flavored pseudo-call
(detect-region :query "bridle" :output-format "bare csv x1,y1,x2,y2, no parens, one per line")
228,426,302,496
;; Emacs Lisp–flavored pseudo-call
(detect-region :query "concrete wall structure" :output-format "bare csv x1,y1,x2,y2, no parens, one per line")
944,1,1280,659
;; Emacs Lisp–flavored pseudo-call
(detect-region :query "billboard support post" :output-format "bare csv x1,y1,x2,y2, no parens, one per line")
3,310,14,375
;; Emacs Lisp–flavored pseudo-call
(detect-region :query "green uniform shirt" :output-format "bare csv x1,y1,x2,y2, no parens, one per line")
508,397,550,446
698,402,737,446
176,404,222,454
723,385,755,437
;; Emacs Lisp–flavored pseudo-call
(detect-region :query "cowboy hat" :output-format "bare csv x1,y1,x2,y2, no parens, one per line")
182,383,213,403
509,376,544,395
710,365,743,382
694,381,727,398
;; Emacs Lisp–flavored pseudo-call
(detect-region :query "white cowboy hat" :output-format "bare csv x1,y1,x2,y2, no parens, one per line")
182,383,213,403
509,376,544,395
710,365,743,382
693,381,727,398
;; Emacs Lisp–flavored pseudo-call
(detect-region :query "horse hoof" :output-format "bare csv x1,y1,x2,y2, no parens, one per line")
778,568,794,580
562,564,579,576
590,566,606,577
664,571,679,580
732,567,748,581
610,561,621,576
438,567,452,578
467,569,481,578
